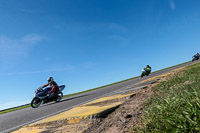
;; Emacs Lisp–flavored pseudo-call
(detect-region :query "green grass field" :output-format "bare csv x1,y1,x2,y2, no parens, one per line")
133,62,200,132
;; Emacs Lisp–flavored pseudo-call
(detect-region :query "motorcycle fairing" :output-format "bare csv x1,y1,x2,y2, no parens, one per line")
59,85,65,91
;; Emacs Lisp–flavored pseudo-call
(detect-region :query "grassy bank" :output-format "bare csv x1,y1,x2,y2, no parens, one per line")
133,62,200,132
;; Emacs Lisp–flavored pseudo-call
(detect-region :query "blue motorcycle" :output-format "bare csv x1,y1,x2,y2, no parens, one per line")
31,85,65,108
192,55,199,61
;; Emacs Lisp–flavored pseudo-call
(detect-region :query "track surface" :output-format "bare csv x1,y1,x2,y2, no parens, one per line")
0,61,198,133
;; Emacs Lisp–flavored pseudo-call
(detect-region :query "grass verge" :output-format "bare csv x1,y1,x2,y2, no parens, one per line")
0,105,30,115
133,62,200,132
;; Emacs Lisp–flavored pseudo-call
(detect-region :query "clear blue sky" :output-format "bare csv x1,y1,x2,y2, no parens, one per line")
0,0,200,110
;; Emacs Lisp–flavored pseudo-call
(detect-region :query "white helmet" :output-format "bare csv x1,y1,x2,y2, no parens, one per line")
47,77,54,83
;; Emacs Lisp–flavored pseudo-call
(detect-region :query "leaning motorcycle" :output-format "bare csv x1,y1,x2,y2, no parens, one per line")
192,55,199,61
141,68,151,78
31,85,65,108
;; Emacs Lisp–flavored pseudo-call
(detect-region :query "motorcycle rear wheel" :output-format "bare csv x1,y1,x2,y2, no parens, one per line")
31,97,42,108
55,92,63,102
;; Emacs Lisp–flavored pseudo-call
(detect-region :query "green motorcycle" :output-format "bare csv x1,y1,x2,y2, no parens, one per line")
141,67,151,77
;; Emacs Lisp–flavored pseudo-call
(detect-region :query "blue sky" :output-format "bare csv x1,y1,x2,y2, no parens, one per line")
0,0,200,110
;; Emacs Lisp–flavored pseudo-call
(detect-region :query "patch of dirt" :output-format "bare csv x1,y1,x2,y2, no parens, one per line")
46,119,92,133
83,71,179,133
82,85,155,133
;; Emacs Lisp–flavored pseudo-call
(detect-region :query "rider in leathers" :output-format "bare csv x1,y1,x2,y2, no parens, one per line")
41,77,59,100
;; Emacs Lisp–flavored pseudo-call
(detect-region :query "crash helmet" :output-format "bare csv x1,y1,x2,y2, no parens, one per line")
147,65,150,68
47,77,54,83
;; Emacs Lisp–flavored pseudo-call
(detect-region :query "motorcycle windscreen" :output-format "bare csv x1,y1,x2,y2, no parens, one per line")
59,85,65,91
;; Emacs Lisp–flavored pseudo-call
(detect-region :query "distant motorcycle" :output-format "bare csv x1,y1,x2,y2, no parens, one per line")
141,68,151,78
192,55,199,61
31,85,65,108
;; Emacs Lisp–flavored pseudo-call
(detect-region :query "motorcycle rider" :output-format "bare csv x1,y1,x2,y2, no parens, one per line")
145,65,151,73
196,52,199,59
41,77,59,101
141,65,152,77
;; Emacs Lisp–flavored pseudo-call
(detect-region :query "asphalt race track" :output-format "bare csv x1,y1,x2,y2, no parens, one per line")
0,61,198,133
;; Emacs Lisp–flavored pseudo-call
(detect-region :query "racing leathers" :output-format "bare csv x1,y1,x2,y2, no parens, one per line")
42,81,59,100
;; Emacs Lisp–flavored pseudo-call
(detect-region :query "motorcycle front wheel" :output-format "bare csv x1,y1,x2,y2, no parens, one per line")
141,73,144,77
31,97,42,108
